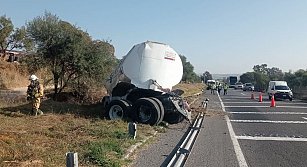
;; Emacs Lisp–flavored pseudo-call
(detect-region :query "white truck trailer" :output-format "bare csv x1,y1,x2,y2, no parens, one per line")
102,41,191,125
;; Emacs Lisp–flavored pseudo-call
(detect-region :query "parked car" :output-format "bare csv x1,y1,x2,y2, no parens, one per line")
243,83,255,91
234,82,244,89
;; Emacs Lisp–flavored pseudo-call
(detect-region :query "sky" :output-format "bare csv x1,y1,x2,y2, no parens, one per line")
1,0,307,74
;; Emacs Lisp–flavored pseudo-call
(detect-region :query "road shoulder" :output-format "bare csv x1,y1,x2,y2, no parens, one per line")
185,114,239,167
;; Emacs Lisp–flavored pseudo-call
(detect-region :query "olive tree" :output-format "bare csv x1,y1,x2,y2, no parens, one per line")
180,55,201,83
26,12,117,99
0,15,31,57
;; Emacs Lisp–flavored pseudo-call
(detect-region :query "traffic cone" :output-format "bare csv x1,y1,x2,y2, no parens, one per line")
259,92,263,102
270,95,276,107
251,92,254,99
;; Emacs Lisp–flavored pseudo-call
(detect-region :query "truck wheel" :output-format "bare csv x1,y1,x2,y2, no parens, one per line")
106,100,130,120
132,98,160,126
101,96,110,109
164,112,184,124
149,97,164,125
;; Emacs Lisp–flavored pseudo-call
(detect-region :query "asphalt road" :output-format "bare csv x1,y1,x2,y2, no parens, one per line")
133,89,307,167
185,90,239,167
222,89,307,167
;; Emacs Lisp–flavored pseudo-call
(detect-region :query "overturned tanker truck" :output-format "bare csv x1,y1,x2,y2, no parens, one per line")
102,41,191,125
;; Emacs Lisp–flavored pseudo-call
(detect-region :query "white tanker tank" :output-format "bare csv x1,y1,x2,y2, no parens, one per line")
103,41,191,125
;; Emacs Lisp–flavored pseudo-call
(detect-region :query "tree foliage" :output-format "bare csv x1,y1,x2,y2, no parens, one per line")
284,69,307,88
201,71,213,83
240,71,269,91
240,64,284,91
240,72,255,84
26,12,117,99
253,63,283,80
180,55,201,83
0,15,31,57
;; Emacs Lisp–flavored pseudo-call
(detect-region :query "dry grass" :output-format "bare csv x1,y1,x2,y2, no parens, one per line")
0,107,156,167
0,60,53,89
0,82,203,166
173,83,205,97
0,60,29,89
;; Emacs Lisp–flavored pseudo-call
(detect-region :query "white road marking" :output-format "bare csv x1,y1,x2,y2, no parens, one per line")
302,117,307,120
223,102,307,105
217,93,248,167
229,112,307,115
225,106,307,109
223,97,253,99
224,102,270,104
240,93,246,96
231,120,307,124
236,136,307,142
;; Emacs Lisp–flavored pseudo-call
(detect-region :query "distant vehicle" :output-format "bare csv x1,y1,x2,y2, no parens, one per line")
206,80,216,90
227,76,237,88
243,83,255,91
267,81,293,101
234,82,244,89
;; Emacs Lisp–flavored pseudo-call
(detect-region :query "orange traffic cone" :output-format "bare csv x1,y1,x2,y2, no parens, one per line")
259,92,263,102
251,92,255,99
270,95,276,107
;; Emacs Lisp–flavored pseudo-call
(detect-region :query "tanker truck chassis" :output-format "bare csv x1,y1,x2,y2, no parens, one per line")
102,41,191,125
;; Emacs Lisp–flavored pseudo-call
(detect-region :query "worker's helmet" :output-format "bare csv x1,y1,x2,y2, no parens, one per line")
29,74,38,81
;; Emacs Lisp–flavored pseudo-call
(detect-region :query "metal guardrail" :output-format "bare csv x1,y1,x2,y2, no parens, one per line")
165,112,204,167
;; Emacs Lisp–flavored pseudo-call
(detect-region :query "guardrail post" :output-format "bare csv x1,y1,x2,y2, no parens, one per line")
66,152,78,167
128,122,137,139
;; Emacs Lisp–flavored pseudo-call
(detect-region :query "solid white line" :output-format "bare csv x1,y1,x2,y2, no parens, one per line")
277,106,307,109
302,117,307,120
223,97,252,99
231,120,307,124
225,106,307,109
236,136,307,142
229,112,307,115
224,99,307,107
224,102,270,104
225,106,269,108
217,93,248,167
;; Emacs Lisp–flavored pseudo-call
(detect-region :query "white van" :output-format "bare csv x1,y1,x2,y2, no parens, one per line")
206,80,216,90
267,81,293,101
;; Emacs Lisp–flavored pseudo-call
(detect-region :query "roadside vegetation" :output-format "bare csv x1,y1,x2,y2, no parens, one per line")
174,83,204,97
0,11,205,167
0,105,156,167
239,64,307,95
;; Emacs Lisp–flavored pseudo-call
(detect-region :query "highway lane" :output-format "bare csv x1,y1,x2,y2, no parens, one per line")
222,89,307,167
184,90,239,167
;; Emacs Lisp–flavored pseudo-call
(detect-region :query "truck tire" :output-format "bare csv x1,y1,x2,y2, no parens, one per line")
106,100,130,120
149,97,164,125
101,96,110,109
132,98,160,126
163,112,184,124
